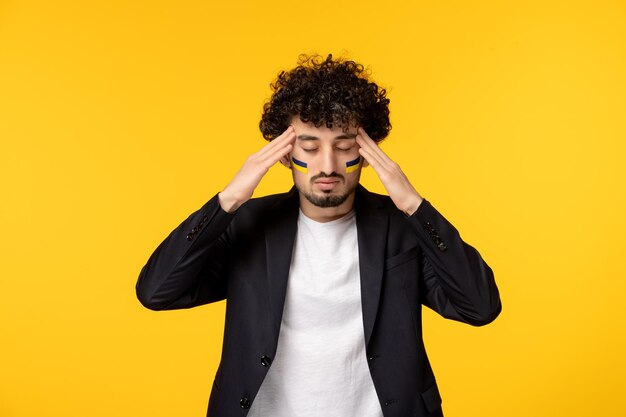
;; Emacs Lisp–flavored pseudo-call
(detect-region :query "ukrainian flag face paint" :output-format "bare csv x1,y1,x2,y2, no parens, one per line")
291,156,308,174
291,155,361,175
345,156,361,173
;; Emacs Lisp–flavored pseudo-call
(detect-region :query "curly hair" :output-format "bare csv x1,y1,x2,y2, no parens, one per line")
259,53,391,143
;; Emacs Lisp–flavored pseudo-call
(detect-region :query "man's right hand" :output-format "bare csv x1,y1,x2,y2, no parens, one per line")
218,126,296,213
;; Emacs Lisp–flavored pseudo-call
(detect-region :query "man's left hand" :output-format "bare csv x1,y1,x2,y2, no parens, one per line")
356,127,424,217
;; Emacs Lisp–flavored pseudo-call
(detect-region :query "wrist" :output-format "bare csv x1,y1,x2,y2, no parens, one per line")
403,195,424,217
218,191,241,213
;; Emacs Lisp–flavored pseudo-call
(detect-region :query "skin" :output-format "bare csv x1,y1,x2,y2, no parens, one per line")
218,116,424,221
277,116,365,222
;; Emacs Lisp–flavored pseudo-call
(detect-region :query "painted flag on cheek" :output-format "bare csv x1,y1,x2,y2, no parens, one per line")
345,156,361,173
291,156,308,174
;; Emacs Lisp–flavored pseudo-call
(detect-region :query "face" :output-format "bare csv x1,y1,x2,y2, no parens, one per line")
280,115,369,211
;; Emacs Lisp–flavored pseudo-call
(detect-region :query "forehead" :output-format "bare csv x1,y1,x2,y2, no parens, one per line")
290,116,358,141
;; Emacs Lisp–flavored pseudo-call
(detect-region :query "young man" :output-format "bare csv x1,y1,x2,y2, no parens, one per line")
136,54,502,417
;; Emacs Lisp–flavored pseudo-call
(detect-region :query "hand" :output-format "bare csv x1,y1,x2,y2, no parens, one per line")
355,127,424,216
219,126,296,213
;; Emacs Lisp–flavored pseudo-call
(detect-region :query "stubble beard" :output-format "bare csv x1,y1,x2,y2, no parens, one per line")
302,189,349,207
293,167,361,208
296,180,359,208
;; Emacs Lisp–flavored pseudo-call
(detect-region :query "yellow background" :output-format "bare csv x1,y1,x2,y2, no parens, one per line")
1,0,625,416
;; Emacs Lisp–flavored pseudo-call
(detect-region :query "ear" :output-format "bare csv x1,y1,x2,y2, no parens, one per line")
280,154,291,169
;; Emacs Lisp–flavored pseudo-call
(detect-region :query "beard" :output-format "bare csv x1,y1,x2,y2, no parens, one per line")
297,182,358,208
292,165,362,208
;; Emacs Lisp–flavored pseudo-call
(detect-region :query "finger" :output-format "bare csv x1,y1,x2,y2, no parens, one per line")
357,127,393,164
358,146,385,173
268,143,293,169
277,125,295,142
356,134,388,169
355,128,379,154
263,126,295,149
357,126,370,139
259,142,293,168
257,127,295,158
356,134,395,170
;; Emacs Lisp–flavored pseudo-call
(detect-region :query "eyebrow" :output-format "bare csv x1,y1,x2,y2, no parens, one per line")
296,133,357,141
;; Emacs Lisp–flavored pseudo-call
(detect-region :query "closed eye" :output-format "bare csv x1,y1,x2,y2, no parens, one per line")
302,148,352,152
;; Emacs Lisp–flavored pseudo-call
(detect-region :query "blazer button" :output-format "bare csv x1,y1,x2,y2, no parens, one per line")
240,397,250,409
186,234,193,241
260,355,272,367
437,242,447,251
203,215,208,222
191,226,199,233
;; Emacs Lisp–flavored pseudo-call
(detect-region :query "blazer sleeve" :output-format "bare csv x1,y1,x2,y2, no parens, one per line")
406,198,502,326
135,192,236,311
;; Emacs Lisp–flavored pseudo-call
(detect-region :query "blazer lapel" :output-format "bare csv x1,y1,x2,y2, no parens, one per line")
354,184,388,348
264,186,300,343
264,184,388,349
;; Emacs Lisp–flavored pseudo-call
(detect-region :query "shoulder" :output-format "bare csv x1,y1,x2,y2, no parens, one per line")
355,184,396,212
355,184,432,221
240,186,298,212
227,186,298,231
217,187,297,242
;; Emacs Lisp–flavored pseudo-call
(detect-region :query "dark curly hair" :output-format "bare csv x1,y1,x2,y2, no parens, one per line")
259,53,391,143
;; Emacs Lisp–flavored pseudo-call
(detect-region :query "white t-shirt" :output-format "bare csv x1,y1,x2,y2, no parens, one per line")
247,207,384,417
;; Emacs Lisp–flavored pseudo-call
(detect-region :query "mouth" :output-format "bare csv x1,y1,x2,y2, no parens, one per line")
314,180,340,190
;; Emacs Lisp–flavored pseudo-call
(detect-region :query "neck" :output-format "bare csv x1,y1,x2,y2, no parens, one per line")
298,192,356,223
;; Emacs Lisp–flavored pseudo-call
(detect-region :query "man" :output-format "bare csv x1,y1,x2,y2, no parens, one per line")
136,53,502,417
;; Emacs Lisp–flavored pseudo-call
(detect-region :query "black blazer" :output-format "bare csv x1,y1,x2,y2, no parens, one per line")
136,183,502,417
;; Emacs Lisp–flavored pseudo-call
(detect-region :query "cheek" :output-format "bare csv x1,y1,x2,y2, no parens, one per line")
289,150,361,174
345,155,362,174
290,155,309,174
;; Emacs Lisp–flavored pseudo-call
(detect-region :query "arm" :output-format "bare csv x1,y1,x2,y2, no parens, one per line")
135,125,296,311
355,127,501,326
408,199,502,326
135,192,236,310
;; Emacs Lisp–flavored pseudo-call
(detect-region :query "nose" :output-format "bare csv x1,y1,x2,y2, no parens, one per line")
318,147,338,175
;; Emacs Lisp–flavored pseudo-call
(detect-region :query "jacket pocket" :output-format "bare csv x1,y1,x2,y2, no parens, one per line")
421,382,442,414
385,245,419,271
